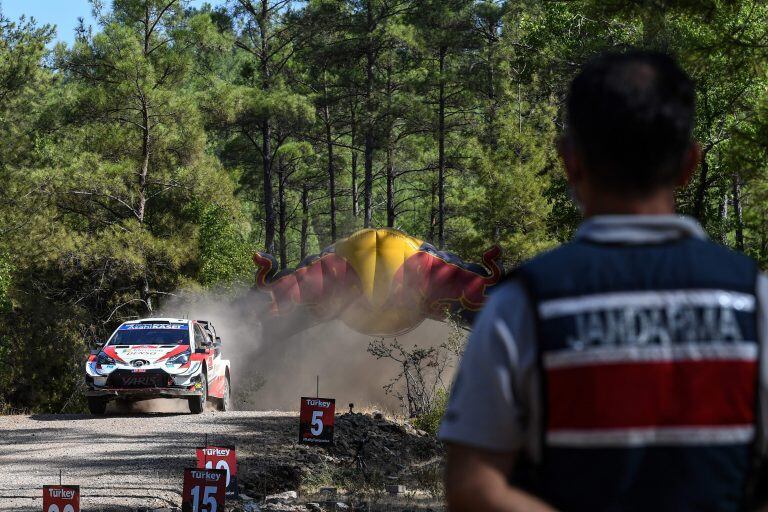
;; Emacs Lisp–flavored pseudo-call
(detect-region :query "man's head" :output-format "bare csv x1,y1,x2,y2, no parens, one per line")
559,51,700,215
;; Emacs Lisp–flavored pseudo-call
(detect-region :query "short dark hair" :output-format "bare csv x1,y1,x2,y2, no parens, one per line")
566,50,696,195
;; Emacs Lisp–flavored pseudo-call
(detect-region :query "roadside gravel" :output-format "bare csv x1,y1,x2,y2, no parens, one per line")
0,406,296,511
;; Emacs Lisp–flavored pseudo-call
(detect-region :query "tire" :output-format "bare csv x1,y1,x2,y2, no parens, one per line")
188,374,207,414
218,375,231,412
87,397,107,415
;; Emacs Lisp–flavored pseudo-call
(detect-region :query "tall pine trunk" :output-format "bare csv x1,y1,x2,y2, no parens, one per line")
693,150,709,223
437,46,446,249
139,4,153,312
386,143,395,227
429,181,437,243
277,157,287,269
350,103,359,218
385,62,395,227
139,101,153,312
300,184,309,260
261,121,275,255
363,0,375,228
486,34,497,146
364,130,374,228
259,0,275,254
732,172,744,251
718,190,728,245
324,95,336,241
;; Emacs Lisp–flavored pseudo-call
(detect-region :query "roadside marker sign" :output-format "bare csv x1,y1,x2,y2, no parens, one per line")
182,468,226,512
196,445,238,496
43,485,79,512
299,397,335,445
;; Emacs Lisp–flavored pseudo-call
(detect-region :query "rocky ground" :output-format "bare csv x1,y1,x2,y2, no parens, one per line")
0,406,444,511
235,412,444,511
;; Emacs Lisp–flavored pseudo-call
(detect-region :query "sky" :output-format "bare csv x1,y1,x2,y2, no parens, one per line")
0,0,221,45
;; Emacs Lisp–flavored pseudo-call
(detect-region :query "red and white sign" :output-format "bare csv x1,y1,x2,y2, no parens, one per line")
299,397,335,445
43,485,80,512
195,445,238,496
181,468,226,512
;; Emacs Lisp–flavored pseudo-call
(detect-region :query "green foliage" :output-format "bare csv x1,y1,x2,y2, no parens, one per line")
413,389,449,436
3,0,768,413
197,202,255,287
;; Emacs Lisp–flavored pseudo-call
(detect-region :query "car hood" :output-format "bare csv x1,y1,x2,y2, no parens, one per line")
103,345,188,364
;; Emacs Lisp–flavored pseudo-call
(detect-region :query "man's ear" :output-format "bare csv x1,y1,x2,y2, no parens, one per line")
558,135,582,185
677,142,701,187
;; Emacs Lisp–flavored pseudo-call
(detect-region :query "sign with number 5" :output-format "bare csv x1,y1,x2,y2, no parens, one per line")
299,397,335,445
43,485,79,512
195,445,238,496
181,468,226,512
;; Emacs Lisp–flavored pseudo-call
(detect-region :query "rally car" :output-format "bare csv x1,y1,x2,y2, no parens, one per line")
84,318,231,415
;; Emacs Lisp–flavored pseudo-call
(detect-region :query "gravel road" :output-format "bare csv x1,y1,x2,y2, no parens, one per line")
0,404,297,511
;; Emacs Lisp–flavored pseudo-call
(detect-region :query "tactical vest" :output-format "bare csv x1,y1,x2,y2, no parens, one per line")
515,236,760,512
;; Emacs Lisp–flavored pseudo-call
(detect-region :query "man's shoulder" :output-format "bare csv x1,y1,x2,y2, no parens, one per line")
503,237,759,297
678,237,758,286
684,237,756,264
503,241,585,281
511,237,758,267
486,277,533,310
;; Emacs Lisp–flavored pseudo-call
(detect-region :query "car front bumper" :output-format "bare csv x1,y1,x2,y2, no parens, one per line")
85,387,202,400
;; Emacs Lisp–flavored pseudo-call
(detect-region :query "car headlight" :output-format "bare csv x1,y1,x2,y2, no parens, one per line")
166,351,190,366
97,352,116,365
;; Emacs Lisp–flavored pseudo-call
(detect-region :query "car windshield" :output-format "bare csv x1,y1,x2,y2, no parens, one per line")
109,325,189,346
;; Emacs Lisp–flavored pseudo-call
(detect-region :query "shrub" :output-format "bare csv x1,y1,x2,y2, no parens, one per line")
413,389,449,436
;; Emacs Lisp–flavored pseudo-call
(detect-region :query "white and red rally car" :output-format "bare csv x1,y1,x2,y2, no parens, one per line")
85,318,231,415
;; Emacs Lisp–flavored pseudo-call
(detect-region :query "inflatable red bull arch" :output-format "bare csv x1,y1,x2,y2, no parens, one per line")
253,228,503,338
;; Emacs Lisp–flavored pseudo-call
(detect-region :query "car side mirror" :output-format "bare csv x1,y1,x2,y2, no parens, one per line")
215,336,222,345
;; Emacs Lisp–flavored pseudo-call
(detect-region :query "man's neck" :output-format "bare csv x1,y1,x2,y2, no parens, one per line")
581,188,677,218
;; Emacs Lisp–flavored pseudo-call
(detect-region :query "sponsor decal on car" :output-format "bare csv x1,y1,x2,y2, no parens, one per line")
120,323,188,330
121,374,162,386
119,347,176,357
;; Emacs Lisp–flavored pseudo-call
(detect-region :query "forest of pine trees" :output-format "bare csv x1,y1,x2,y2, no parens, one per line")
3,0,768,411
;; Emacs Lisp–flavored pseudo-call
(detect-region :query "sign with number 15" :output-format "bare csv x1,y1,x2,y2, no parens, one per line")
43,485,79,512
299,397,335,445
181,468,226,512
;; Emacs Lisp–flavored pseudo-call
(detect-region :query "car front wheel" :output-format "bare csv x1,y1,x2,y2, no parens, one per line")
218,376,231,412
188,375,207,414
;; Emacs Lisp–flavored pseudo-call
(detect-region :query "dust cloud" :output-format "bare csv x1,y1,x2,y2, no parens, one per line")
155,286,459,413
129,398,191,414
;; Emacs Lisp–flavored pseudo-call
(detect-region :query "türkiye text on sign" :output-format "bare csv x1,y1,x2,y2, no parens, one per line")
196,445,238,496
299,397,335,445
182,468,226,512
43,485,80,512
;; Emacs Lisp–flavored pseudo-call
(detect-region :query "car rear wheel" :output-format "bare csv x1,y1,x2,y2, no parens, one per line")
218,376,231,411
87,397,107,415
188,375,207,414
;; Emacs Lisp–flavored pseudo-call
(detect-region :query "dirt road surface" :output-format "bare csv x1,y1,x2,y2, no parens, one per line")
0,407,297,511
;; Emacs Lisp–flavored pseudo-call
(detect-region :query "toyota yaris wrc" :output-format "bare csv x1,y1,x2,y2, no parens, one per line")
85,318,231,415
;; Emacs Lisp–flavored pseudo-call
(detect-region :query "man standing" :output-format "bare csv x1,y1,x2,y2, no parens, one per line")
440,51,768,511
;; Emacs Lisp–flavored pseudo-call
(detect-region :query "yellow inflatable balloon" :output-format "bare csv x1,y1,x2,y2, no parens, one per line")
254,228,503,337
